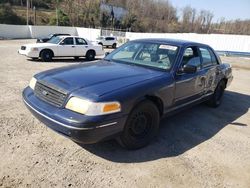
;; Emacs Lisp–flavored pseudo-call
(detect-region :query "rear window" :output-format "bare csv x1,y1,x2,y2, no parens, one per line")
106,37,115,40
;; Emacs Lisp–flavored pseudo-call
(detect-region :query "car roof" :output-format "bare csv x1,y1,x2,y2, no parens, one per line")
131,38,209,47
100,36,116,38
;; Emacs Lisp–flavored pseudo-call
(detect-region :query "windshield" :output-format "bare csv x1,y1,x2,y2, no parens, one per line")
47,36,62,44
105,41,179,71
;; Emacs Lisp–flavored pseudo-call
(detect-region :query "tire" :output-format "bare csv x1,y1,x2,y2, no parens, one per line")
98,42,103,46
112,43,117,49
86,50,95,61
207,80,226,108
118,100,160,149
40,50,53,62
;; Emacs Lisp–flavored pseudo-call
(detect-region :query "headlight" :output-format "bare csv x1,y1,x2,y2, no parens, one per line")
29,77,37,90
65,97,121,116
31,47,39,51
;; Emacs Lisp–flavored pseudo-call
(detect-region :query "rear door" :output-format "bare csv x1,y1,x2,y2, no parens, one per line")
58,37,76,56
74,37,88,56
174,46,206,105
198,47,219,95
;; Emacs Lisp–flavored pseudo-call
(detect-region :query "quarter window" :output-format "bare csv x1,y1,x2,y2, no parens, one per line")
209,49,218,65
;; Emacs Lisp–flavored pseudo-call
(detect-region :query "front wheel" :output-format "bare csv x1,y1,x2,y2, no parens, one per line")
85,50,95,61
118,100,160,149
207,80,226,107
40,50,53,62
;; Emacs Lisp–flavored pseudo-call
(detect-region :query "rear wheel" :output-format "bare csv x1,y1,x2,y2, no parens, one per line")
112,43,117,49
40,50,53,62
207,80,226,107
86,50,95,61
118,100,160,149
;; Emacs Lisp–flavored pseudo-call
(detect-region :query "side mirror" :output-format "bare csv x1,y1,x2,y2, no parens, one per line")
60,41,65,45
179,64,197,74
105,52,110,56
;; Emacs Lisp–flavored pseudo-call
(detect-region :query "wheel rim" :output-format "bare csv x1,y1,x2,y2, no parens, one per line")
88,52,94,59
129,112,152,138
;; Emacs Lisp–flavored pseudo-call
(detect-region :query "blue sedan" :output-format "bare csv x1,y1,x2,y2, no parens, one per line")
23,39,233,149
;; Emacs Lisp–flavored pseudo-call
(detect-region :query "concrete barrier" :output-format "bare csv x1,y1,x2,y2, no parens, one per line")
0,24,30,39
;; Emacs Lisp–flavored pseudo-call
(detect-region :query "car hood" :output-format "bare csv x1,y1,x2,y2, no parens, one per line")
35,60,165,99
24,43,57,48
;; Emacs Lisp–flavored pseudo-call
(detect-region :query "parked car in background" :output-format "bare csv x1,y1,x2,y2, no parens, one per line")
96,36,117,48
18,36,104,61
23,38,233,149
36,33,70,43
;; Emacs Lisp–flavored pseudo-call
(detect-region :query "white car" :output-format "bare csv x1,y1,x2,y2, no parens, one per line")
18,36,104,62
96,36,117,48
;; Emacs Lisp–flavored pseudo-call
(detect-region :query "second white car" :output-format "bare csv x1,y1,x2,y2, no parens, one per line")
18,36,104,62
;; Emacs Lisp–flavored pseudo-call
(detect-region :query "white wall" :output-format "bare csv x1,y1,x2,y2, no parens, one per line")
76,27,100,41
126,32,250,53
0,24,30,39
1,24,250,53
29,25,77,38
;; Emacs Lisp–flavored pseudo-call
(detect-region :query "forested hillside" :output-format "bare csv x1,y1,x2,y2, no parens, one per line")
0,0,250,35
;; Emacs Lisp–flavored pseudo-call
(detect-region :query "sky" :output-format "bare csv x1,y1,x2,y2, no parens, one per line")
169,0,250,22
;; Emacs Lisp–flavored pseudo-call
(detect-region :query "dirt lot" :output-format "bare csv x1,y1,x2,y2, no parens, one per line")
0,39,250,188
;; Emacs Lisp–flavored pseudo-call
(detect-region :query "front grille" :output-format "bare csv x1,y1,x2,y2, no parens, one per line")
21,46,26,50
34,81,67,107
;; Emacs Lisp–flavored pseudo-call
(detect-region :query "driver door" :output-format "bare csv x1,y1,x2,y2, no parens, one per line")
174,46,206,106
58,37,76,56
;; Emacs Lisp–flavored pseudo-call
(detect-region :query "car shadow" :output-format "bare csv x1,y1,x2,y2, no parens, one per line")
81,90,250,163
27,57,103,64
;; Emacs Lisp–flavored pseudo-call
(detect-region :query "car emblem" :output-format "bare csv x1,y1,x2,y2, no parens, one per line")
42,90,48,96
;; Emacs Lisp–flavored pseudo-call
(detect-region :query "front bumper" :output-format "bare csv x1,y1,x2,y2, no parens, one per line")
18,49,39,58
23,87,127,144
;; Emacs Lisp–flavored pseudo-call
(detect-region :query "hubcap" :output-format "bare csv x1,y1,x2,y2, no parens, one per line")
129,112,152,138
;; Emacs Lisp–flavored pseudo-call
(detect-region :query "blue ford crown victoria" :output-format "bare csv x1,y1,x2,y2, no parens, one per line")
23,39,233,149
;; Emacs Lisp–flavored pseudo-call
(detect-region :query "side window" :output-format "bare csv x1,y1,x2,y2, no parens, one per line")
182,47,201,70
61,37,74,45
75,38,87,45
199,47,213,67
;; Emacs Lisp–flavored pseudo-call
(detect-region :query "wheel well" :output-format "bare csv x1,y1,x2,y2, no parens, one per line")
39,49,54,57
87,49,96,56
145,95,164,116
98,42,103,45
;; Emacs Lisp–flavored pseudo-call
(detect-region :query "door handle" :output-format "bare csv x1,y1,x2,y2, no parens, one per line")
71,46,75,48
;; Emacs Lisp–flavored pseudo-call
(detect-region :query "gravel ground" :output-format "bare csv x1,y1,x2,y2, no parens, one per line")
0,39,250,188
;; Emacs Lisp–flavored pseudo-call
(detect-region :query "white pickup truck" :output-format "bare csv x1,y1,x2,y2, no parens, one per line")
18,36,104,62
